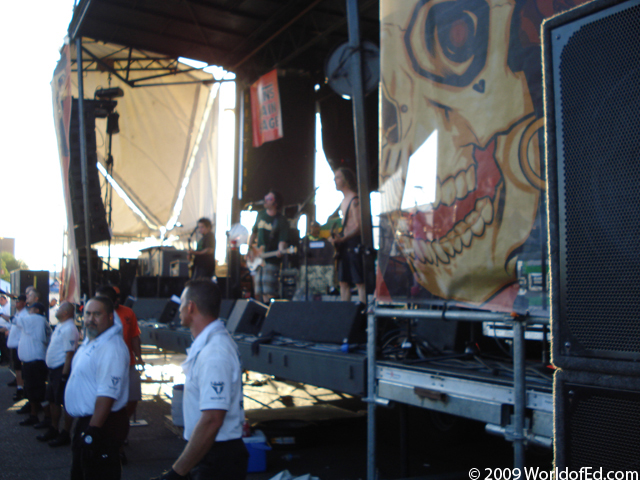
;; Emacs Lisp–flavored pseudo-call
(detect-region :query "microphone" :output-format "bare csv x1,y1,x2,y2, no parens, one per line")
253,200,265,205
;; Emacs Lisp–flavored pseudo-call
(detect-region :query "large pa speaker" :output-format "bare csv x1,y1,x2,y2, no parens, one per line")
139,298,236,327
131,276,188,298
69,98,111,246
132,298,172,322
260,301,365,345
554,369,640,471
219,299,236,321
225,299,268,335
544,0,640,376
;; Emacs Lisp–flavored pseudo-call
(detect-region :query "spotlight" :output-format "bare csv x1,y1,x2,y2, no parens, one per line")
95,87,124,99
107,113,120,134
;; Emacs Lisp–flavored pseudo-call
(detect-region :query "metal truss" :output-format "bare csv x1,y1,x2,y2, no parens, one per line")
69,39,219,88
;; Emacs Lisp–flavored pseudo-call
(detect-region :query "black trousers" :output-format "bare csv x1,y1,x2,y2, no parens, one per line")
190,438,249,480
22,360,48,403
0,335,10,364
71,408,128,480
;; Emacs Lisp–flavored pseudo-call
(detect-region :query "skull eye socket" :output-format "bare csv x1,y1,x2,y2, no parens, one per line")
404,0,489,88
436,15,474,63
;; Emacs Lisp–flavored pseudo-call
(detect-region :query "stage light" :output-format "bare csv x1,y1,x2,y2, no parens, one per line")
107,113,120,134
95,87,124,99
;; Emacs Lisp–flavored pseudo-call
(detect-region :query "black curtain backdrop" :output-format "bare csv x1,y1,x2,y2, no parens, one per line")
318,88,378,191
242,74,316,211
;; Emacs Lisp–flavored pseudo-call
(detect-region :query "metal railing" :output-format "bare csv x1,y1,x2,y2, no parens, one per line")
366,305,550,479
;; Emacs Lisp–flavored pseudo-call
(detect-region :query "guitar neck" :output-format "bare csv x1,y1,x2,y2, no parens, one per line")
257,247,296,259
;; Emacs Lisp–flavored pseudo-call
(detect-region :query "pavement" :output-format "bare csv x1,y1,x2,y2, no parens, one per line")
0,351,370,480
0,351,553,480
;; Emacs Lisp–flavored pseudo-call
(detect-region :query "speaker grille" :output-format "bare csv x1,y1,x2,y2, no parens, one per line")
559,4,640,355
564,383,640,471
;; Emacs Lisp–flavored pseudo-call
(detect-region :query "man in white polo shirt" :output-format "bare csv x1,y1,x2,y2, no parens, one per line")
16,301,51,426
65,296,129,480
151,279,248,480
5,294,27,401
37,301,80,446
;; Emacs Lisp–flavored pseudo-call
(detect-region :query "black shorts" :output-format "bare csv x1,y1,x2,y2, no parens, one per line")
22,360,48,403
46,365,67,405
10,348,22,371
338,239,364,285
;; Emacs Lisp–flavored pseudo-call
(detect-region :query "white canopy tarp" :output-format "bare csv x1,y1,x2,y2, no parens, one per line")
53,39,223,301
65,40,220,239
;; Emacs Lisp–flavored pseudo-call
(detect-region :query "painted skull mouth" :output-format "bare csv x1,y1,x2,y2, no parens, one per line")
410,139,502,265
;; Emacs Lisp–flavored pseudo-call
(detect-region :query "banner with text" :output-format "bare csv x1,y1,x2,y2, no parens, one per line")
250,70,283,147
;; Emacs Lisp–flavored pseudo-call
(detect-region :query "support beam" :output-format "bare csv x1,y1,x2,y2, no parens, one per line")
75,37,93,297
346,0,374,296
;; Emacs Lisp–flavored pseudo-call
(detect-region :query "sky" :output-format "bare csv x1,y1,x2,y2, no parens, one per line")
0,0,76,272
0,1,360,275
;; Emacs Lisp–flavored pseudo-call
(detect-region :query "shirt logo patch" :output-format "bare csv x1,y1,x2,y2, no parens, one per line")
111,376,121,387
211,382,224,394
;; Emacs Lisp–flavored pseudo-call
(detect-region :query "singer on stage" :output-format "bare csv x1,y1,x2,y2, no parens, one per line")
188,218,216,280
248,191,288,303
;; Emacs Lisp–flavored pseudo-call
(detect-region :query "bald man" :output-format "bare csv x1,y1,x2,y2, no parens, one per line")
37,302,80,446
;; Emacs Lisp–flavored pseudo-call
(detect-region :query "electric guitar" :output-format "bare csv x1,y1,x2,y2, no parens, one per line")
187,226,198,278
246,246,297,272
329,220,343,260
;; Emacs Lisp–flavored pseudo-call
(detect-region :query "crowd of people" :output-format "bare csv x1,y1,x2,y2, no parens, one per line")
1,278,247,480
0,167,365,480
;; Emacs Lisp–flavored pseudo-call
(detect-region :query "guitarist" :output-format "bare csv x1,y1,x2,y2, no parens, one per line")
329,168,366,304
248,190,289,303
188,217,216,280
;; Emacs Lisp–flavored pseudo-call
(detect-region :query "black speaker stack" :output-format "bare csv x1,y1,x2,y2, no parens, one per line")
68,98,111,247
543,0,640,471
131,276,188,299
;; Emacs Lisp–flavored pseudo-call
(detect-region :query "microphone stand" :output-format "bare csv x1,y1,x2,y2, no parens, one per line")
293,188,319,301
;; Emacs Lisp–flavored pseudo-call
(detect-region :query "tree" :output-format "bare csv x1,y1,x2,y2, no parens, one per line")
1,252,28,282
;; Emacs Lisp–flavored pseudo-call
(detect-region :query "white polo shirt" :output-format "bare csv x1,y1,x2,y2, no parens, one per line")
46,319,80,369
65,324,129,417
16,313,50,362
7,307,27,348
181,320,244,442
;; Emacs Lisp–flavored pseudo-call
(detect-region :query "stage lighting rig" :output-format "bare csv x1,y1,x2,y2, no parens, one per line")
95,87,124,99
93,87,124,118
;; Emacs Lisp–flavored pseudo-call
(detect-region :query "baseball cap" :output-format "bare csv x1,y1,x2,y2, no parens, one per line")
30,302,46,314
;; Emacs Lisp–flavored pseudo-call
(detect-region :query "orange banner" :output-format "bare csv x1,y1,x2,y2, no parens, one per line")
250,69,283,147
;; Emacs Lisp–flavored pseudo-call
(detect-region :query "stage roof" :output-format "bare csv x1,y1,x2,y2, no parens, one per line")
68,0,380,84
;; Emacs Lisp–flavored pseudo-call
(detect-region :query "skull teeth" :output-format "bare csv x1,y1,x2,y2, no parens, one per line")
434,165,477,208
409,195,495,266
